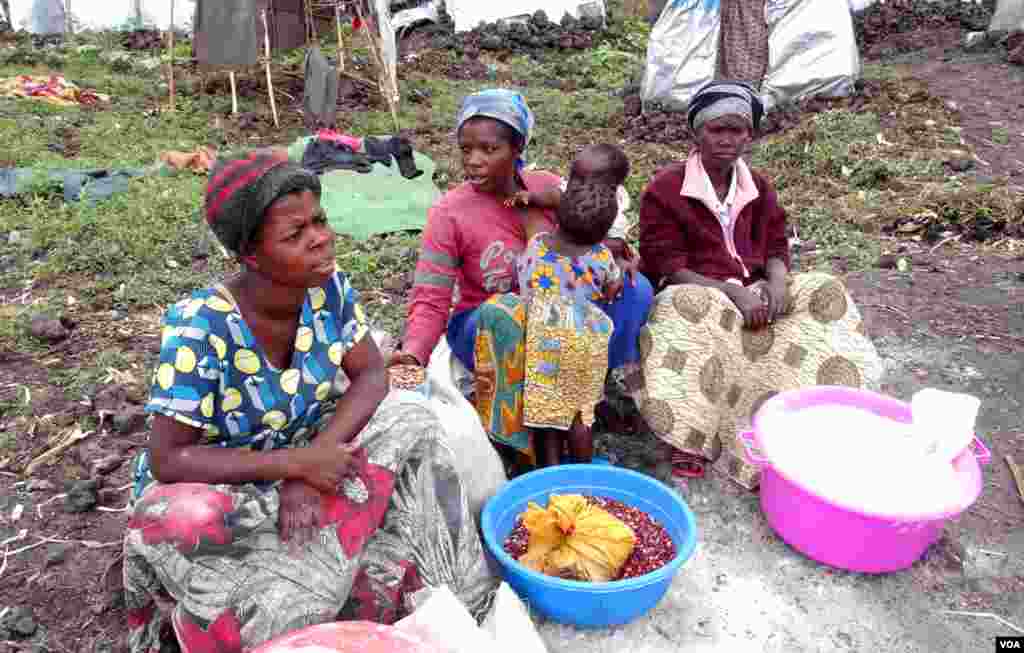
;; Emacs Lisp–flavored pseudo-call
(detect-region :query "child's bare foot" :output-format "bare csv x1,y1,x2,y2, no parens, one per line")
535,429,564,468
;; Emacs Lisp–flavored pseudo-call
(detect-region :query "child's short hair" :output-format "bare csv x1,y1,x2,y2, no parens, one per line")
571,144,630,187
557,181,618,247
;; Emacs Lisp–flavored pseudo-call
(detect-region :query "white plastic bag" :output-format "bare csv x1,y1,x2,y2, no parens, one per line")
426,339,507,518
990,0,1024,31
395,586,495,653
395,584,548,653
482,583,548,653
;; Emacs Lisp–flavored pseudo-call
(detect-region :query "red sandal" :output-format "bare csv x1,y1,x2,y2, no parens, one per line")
671,451,706,478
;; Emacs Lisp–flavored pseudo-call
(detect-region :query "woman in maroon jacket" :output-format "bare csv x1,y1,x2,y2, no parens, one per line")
637,81,882,488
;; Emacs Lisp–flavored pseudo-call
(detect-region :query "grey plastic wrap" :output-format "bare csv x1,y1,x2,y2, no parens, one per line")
641,0,721,111
990,0,1024,31
760,0,860,112
642,0,860,112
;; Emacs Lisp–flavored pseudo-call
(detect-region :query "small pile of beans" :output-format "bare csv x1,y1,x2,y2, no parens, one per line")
502,495,676,581
388,364,425,391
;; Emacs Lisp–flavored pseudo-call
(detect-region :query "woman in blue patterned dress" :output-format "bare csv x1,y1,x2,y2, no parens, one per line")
123,150,493,653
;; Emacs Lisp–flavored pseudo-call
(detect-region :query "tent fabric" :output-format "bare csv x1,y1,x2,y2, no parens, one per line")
9,0,196,32
194,0,259,67
287,137,439,241
642,0,859,112
990,0,1024,31
303,47,339,128
444,0,605,33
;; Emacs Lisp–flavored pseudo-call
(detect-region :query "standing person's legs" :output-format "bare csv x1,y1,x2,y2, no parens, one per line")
716,0,771,89
597,273,654,433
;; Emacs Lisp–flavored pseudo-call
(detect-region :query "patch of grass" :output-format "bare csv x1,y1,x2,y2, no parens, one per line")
50,347,131,398
754,110,881,187
992,126,1010,145
795,206,880,270
0,385,34,423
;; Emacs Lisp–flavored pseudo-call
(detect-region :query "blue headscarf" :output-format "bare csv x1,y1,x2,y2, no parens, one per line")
456,89,535,171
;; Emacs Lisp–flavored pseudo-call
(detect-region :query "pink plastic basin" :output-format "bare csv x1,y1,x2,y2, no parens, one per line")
743,386,991,574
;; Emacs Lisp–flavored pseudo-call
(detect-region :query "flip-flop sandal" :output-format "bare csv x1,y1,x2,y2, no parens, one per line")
671,452,706,478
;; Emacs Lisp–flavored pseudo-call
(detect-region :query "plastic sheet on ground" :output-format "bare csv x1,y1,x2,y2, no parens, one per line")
445,0,605,33
286,137,439,240
641,0,860,112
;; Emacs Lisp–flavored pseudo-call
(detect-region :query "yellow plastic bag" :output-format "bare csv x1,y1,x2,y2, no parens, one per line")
518,494,636,582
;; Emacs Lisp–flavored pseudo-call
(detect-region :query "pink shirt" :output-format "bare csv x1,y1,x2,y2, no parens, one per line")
404,171,561,364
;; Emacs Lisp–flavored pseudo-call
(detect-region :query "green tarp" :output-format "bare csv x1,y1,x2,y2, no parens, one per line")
288,137,439,241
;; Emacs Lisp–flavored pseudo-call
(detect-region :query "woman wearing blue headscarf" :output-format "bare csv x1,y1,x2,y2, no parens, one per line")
390,89,654,470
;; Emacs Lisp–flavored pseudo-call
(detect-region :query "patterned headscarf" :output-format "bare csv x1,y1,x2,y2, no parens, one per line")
456,89,535,170
687,80,765,133
205,149,321,255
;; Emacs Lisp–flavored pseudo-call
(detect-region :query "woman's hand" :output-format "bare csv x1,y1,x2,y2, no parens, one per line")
503,191,531,209
387,351,422,368
727,286,770,330
296,443,358,495
615,241,641,288
765,278,786,323
278,479,324,544
601,277,625,303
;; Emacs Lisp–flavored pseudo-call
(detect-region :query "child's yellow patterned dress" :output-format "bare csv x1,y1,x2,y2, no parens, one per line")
517,233,619,430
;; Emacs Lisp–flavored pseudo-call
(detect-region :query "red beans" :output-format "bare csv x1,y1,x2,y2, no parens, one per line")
502,496,676,581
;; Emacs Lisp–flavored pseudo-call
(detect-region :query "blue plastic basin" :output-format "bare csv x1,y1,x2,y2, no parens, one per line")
480,464,698,628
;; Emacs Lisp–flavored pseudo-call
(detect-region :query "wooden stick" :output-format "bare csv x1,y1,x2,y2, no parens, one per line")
229,71,239,115
261,10,279,128
168,0,176,111
1006,455,1024,505
353,2,399,132
335,3,345,73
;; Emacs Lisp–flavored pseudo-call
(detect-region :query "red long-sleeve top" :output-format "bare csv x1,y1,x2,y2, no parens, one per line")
639,153,791,289
403,171,561,364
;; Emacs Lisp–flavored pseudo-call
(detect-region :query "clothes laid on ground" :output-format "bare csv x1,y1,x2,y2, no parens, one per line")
303,132,423,180
364,136,423,180
516,233,618,431
301,138,374,175
0,167,145,204
286,137,439,241
304,47,339,127
717,0,771,89
159,147,218,174
194,0,259,67
125,272,495,653
0,75,109,106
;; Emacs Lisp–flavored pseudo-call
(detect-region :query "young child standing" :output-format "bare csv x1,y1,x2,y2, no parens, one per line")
516,181,622,467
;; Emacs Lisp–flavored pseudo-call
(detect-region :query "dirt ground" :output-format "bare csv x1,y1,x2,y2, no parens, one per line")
2,10,1024,653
